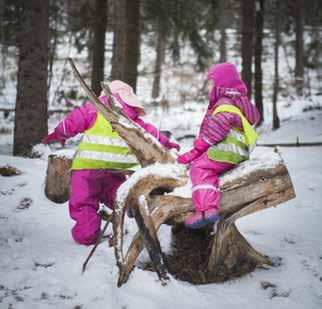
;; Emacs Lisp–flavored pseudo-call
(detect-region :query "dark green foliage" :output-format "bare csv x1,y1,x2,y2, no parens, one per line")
142,0,216,71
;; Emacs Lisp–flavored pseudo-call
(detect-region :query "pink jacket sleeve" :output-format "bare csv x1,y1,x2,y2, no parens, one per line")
199,112,237,146
53,102,97,139
135,118,172,148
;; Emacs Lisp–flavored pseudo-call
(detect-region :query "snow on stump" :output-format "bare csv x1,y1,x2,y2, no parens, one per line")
45,153,72,203
113,153,296,286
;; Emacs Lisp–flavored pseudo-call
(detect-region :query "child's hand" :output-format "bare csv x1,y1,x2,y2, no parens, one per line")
166,141,181,151
43,132,65,147
177,148,201,164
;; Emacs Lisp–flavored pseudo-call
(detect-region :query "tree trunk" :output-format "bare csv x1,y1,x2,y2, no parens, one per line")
219,27,227,63
111,0,127,81
47,3,59,93
241,0,255,98
218,0,227,63
294,0,304,94
272,0,280,130
111,0,140,92
123,0,140,91
254,0,264,125
152,29,166,99
13,0,50,156
91,0,108,96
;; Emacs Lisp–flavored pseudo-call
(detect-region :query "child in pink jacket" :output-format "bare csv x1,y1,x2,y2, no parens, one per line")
177,63,260,229
43,81,180,245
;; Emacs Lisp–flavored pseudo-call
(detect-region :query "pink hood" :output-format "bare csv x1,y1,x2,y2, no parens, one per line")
205,63,259,126
207,62,248,96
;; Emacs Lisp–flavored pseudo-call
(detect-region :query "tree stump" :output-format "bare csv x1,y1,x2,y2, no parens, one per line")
45,154,72,203
113,153,296,286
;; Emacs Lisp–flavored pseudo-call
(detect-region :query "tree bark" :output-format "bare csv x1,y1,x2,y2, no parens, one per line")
254,0,264,125
91,0,108,96
272,0,280,130
45,154,72,203
218,0,227,63
111,0,127,81
111,0,141,92
294,0,304,94
241,0,255,98
123,0,140,91
219,27,227,63
152,29,166,99
13,0,50,156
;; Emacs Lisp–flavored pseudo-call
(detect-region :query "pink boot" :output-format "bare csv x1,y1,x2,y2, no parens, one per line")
185,208,220,229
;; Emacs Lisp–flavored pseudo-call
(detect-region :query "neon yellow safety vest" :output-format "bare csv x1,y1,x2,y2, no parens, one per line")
207,104,258,164
71,113,139,170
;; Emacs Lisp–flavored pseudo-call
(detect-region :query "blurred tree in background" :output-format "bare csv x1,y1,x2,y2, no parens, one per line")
13,0,50,156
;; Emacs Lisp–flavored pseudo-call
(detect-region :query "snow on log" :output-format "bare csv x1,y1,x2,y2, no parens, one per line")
164,151,295,223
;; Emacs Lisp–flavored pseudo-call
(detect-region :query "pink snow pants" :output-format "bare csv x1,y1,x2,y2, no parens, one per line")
190,153,235,212
69,170,126,245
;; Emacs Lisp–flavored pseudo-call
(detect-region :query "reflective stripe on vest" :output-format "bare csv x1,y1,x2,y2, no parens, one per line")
207,104,258,164
71,113,139,170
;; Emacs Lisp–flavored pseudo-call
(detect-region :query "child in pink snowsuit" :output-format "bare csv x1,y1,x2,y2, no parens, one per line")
177,63,260,229
43,81,180,245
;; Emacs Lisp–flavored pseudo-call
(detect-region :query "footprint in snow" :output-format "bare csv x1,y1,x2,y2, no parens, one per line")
16,198,32,210
260,281,291,299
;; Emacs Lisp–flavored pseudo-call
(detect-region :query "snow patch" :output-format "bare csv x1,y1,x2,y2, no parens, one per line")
115,163,187,211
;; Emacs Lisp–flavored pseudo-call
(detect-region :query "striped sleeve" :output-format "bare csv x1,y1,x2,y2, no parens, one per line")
200,112,234,145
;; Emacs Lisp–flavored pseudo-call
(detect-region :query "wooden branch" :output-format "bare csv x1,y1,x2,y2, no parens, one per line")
0,108,73,115
68,58,176,167
113,167,187,276
100,82,116,109
117,195,192,286
132,196,169,286
82,216,112,273
257,141,322,147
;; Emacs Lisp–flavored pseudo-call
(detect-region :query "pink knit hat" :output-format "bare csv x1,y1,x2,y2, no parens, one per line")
108,80,145,115
207,62,248,95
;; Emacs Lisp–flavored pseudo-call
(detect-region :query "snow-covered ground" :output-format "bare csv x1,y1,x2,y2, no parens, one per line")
0,108,322,308
1,25,322,309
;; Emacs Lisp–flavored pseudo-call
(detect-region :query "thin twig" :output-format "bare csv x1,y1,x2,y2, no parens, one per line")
82,216,112,273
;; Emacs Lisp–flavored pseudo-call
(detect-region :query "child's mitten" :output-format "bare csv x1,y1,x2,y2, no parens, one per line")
165,141,181,151
193,137,211,152
177,148,201,164
43,132,65,147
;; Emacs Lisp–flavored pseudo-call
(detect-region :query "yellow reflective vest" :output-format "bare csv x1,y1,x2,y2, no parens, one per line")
207,104,258,164
71,113,139,170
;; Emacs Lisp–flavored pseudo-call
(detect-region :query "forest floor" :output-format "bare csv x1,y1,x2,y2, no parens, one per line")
0,108,322,309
